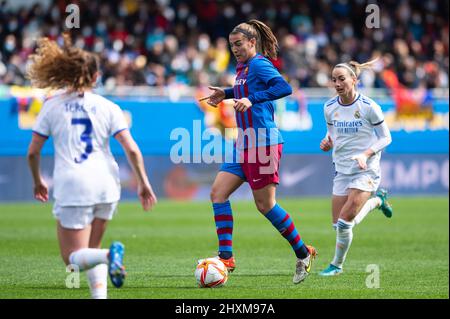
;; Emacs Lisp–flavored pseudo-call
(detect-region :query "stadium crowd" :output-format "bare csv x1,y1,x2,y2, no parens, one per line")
0,0,448,90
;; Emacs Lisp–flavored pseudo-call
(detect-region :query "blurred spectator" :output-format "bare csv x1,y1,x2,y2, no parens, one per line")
0,0,448,89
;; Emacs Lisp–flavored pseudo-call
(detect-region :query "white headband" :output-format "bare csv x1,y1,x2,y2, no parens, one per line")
335,63,357,78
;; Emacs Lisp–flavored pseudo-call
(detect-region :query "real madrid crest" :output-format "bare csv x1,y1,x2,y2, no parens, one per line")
354,110,361,119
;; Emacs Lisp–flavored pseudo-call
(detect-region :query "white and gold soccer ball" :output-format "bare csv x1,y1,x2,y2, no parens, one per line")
195,258,228,288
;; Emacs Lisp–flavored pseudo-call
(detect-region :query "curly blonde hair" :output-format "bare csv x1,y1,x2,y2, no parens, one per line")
27,33,99,91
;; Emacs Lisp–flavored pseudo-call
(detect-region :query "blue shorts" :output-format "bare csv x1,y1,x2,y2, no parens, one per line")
219,162,247,181
219,145,246,181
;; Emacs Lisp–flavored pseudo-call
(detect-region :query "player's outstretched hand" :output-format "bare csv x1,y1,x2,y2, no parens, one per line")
34,180,49,202
320,136,333,151
198,86,225,107
233,98,252,112
138,182,157,211
351,153,369,170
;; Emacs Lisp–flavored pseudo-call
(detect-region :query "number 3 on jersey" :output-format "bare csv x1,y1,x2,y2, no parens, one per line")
71,118,93,163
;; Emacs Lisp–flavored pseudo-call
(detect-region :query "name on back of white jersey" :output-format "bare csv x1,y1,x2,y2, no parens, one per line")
64,101,96,114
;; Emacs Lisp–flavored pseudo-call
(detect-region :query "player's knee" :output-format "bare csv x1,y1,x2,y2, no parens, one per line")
344,198,361,215
340,205,358,221
210,187,227,203
254,199,273,214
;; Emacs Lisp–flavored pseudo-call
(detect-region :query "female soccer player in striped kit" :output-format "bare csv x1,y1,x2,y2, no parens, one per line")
318,59,393,276
200,20,317,284
26,33,157,298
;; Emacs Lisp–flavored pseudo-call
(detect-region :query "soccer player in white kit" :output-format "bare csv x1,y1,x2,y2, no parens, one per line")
26,34,157,298
318,59,393,276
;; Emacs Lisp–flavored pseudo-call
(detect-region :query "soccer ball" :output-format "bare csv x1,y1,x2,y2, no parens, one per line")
195,258,228,288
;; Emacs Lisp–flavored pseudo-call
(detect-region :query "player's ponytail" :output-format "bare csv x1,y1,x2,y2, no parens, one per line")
336,57,379,79
231,20,278,59
27,32,99,91
348,57,379,78
247,19,278,59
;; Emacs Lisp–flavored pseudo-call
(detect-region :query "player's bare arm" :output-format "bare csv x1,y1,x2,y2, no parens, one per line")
115,129,157,211
27,133,49,202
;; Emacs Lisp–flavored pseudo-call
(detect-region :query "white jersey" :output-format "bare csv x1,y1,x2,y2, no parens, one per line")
33,91,128,206
324,93,385,174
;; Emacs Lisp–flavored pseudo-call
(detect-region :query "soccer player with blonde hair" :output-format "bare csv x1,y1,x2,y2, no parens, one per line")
319,58,393,276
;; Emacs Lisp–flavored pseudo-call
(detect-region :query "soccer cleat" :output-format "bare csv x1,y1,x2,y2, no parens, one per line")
197,256,236,273
293,245,317,284
319,264,343,276
376,188,393,218
108,241,126,288
219,256,236,273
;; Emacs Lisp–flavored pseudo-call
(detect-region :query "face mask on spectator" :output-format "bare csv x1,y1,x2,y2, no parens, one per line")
5,38,16,52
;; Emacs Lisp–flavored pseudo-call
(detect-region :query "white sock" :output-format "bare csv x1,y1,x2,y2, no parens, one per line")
331,218,354,269
353,197,381,225
87,264,108,299
332,223,337,231
69,248,109,271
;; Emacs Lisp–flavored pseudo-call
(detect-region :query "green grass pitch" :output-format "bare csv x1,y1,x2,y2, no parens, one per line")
0,197,448,299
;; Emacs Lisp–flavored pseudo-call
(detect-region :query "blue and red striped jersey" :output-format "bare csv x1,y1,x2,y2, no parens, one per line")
232,53,288,149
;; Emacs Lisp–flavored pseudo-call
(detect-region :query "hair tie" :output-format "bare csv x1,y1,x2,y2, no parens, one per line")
335,63,357,78
233,27,256,39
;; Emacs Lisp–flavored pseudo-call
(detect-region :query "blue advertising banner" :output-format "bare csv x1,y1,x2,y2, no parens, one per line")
0,96,448,156
1,153,447,202
0,94,447,200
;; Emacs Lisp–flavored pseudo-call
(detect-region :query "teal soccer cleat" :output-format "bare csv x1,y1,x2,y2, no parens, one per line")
108,241,126,288
319,264,343,276
376,188,393,218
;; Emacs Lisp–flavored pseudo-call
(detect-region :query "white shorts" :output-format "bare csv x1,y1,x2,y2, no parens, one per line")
53,202,118,230
332,170,381,196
